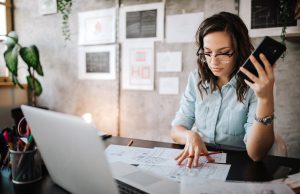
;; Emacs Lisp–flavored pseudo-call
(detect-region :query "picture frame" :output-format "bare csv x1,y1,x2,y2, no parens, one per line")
78,8,116,45
239,0,300,37
38,0,57,15
78,45,117,80
119,2,164,42
122,41,154,90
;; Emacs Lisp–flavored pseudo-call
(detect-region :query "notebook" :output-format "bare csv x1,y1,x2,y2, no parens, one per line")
21,105,179,194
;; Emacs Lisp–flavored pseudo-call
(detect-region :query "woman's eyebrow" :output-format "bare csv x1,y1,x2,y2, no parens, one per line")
204,46,231,51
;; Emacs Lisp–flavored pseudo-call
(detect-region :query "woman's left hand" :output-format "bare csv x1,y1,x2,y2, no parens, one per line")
239,53,275,100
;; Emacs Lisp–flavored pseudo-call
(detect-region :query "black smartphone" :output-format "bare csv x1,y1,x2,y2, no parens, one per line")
237,36,286,82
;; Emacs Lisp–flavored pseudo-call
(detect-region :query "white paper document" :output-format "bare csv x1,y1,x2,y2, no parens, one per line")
156,52,182,72
159,77,179,95
138,162,231,182
153,147,227,164
181,177,295,194
166,12,204,43
105,145,153,164
272,171,300,189
105,145,230,182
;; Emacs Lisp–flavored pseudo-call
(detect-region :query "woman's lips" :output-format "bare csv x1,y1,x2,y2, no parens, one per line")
211,68,223,72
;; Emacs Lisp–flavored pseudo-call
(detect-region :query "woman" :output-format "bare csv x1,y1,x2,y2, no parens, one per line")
171,12,275,168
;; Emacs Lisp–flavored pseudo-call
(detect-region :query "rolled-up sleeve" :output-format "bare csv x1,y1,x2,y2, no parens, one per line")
243,90,257,144
171,71,197,130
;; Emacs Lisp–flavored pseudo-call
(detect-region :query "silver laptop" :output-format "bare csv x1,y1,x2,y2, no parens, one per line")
21,105,179,194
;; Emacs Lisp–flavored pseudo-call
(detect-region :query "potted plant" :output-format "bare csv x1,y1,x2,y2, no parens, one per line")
1,31,44,106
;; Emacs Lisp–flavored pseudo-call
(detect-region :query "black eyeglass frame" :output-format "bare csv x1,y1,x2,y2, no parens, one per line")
196,47,235,63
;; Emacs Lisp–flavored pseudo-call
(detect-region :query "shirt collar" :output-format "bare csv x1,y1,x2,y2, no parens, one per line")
227,76,237,89
204,76,237,90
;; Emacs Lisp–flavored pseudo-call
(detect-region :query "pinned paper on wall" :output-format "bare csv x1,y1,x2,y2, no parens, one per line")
166,12,204,43
122,41,154,90
156,52,182,72
159,77,179,95
78,8,116,45
119,3,164,42
38,0,57,15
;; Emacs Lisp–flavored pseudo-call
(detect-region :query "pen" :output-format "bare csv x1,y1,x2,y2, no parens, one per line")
17,139,24,151
101,134,112,140
199,151,222,156
3,131,14,166
127,139,133,146
17,134,34,167
3,131,14,150
23,134,33,152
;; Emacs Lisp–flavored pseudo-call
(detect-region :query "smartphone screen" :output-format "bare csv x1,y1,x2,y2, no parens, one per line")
237,36,286,82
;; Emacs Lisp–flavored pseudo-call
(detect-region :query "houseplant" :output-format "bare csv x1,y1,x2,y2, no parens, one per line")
57,0,73,42
1,31,44,106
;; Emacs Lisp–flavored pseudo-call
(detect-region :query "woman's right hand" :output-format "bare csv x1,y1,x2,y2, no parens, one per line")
175,131,214,168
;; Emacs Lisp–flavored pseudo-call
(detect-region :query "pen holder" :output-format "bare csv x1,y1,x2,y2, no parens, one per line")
9,147,42,184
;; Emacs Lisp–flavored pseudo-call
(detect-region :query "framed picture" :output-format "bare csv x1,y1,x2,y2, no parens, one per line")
78,45,116,80
119,2,164,42
38,0,57,15
122,41,154,90
78,8,116,45
239,0,300,37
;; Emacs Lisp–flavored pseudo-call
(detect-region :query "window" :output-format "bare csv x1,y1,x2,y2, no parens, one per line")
0,0,13,36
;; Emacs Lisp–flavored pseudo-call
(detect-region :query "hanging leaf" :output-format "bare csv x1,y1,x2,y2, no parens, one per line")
4,45,19,76
26,75,43,96
35,64,44,76
4,37,16,48
20,45,40,69
57,0,72,42
7,31,18,42
4,31,18,47
12,75,24,89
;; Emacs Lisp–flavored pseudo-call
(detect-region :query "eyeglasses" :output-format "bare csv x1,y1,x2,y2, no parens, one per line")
196,48,235,64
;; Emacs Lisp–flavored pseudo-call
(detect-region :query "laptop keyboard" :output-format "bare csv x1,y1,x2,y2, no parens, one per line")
116,180,149,194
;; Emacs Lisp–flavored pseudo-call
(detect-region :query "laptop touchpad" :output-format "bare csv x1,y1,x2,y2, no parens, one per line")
123,171,161,186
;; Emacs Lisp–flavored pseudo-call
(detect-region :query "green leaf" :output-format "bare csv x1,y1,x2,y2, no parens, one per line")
3,31,18,49
7,31,18,43
3,37,16,48
4,45,18,76
20,45,40,69
35,64,44,76
12,75,24,89
26,75,43,96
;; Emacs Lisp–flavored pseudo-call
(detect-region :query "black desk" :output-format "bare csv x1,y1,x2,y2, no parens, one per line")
1,136,300,194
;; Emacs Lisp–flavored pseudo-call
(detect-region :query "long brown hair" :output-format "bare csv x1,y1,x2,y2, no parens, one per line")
195,12,254,102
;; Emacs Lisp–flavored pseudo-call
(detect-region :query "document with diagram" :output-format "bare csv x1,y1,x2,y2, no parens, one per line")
105,145,230,182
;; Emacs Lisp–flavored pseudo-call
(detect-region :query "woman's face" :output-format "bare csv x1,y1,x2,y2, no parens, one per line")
203,31,236,80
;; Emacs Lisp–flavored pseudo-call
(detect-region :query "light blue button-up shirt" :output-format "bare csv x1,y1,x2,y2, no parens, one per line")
172,69,257,150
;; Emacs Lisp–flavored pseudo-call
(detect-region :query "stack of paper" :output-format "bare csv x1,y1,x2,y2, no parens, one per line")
181,177,295,194
105,145,230,182
272,171,300,190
